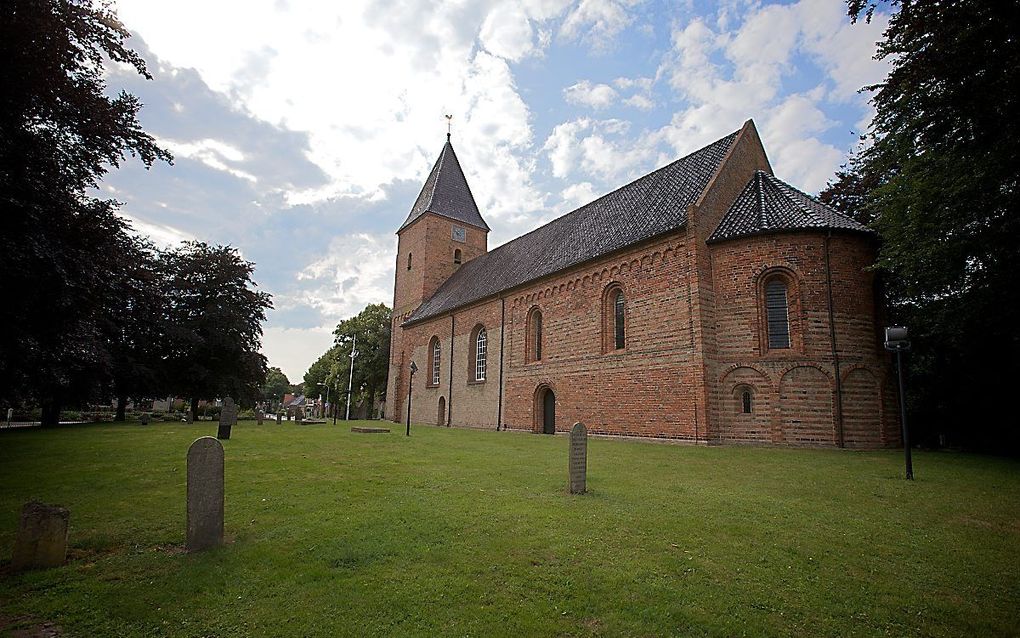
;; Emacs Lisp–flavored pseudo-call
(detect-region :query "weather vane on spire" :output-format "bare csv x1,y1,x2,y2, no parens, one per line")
445,114,453,141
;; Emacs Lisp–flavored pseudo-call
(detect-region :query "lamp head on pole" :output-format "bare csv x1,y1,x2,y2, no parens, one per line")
884,325,911,352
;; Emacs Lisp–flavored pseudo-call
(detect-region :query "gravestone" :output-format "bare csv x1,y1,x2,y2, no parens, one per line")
256,410,264,425
140,412,150,425
12,501,69,570
186,437,224,552
186,411,194,424
275,412,282,425
569,422,588,494
217,397,237,440
295,411,304,424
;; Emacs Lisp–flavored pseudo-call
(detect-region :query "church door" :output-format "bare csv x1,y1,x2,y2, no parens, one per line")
542,389,555,434
438,396,446,426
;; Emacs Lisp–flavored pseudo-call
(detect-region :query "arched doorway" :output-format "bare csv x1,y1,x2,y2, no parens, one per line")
541,388,555,434
438,396,446,426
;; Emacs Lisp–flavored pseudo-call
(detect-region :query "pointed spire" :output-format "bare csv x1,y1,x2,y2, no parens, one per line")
398,137,489,233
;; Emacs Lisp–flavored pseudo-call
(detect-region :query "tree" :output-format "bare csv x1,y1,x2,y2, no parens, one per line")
821,0,1020,448
329,303,392,418
303,346,340,401
262,367,291,410
162,242,273,419
0,0,171,424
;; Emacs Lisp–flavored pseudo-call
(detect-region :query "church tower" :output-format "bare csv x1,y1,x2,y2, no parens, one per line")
386,135,488,422
391,136,489,319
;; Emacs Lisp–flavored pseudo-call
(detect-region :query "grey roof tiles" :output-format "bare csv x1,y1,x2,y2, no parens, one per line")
708,170,870,243
404,128,741,325
399,140,490,232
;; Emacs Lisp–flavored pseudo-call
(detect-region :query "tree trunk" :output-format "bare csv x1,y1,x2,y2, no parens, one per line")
40,398,61,427
114,395,127,422
190,397,199,422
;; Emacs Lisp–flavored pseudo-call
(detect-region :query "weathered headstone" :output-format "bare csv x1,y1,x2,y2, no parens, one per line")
12,501,69,570
140,412,150,425
217,397,237,440
186,411,194,424
569,422,588,494
275,412,282,425
186,437,224,552
256,410,264,425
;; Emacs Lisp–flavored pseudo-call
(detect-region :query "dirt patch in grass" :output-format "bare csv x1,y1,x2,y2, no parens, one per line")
0,615,63,637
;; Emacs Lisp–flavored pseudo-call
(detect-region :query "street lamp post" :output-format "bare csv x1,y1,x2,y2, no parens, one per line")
406,361,418,437
885,326,913,480
346,333,359,421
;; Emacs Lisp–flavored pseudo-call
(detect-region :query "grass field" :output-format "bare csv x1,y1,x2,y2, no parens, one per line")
0,422,1018,637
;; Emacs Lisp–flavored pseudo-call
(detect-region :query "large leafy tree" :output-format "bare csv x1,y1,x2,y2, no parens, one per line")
262,367,291,410
162,242,273,418
821,0,1020,447
329,303,392,418
0,0,171,423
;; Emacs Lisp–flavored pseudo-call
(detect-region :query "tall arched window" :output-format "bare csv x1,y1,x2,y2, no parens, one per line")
765,278,791,349
603,284,627,353
407,252,413,271
614,290,626,350
454,248,462,264
474,328,487,381
428,336,441,386
527,307,543,362
742,390,753,414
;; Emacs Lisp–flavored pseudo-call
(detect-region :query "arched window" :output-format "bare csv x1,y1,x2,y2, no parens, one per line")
614,290,625,350
765,278,791,349
474,328,487,381
741,390,753,414
527,307,543,362
428,336,441,386
602,284,627,353
407,252,413,271
454,248,462,264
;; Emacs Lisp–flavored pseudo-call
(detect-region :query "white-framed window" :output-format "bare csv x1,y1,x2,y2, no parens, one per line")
430,337,441,385
475,328,487,381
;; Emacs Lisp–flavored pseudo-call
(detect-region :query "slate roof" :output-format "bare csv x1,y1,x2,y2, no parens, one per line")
399,139,489,232
404,127,741,325
707,170,871,243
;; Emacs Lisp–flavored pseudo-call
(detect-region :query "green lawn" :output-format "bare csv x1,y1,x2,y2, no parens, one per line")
1,422,1017,637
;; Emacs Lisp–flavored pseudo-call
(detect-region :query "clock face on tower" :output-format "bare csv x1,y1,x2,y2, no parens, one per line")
451,226,466,243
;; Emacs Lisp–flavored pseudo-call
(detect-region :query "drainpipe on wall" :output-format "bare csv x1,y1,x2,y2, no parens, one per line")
825,231,846,447
497,297,505,430
448,314,454,426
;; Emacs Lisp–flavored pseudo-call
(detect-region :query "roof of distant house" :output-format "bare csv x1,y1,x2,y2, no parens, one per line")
404,127,742,325
708,170,870,243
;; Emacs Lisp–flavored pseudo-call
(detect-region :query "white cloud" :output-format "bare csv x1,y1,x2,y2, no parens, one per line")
543,117,663,182
121,213,195,248
479,3,537,61
261,325,335,383
157,137,258,183
623,94,654,109
563,80,618,109
560,0,642,47
295,233,396,319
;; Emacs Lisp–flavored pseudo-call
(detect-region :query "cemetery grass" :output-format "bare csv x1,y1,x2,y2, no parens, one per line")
1,423,1018,637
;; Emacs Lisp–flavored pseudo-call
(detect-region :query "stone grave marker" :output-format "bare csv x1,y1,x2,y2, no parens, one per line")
186,411,194,424
569,422,588,494
12,501,70,571
140,412,150,425
256,409,264,425
295,410,304,424
186,437,224,552
275,412,282,425
217,397,237,440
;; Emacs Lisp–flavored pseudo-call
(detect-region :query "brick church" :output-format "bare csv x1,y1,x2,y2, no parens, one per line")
385,120,899,447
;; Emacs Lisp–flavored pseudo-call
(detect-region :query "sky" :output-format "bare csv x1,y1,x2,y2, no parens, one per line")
102,0,889,382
